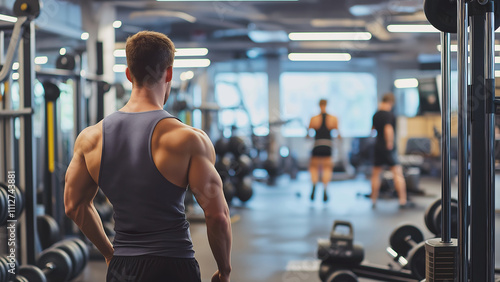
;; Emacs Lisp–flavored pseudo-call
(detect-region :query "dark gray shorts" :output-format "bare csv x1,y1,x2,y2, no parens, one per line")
107,255,201,282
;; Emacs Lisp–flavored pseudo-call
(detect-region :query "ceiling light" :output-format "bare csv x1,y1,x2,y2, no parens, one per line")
175,48,208,57
59,48,67,56
0,14,17,23
288,32,372,41
34,56,48,65
387,24,439,33
248,30,289,43
113,64,127,73
114,49,126,57
495,57,500,64
81,32,90,40
174,59,211,68
113,20,122,28
12,62,19,70
394,78,419,88
12,73,19,80
288,53,351,61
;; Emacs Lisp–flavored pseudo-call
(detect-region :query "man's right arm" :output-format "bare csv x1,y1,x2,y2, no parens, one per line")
188,130,232,281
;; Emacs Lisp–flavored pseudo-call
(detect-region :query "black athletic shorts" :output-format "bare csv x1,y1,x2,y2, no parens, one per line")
107,255,201,282
312,146,332,157
373,149,399,167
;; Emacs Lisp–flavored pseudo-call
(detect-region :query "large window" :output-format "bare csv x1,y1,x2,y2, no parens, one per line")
280,72,377,137
215,72,269,136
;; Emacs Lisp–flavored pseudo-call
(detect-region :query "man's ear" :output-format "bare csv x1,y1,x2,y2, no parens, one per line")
165,66,173,83
125,67,133,83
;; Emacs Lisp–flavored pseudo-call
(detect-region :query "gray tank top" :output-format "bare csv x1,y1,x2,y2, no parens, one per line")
99,110,194,258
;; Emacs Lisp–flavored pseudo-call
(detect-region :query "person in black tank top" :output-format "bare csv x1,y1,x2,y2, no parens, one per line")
308,99,341,201
371,93,413,209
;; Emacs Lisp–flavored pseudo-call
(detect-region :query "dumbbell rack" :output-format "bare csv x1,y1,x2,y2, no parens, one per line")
0,0,41,268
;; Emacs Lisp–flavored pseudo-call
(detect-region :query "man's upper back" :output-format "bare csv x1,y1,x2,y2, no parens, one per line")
78,110,204,257
81,110,200,188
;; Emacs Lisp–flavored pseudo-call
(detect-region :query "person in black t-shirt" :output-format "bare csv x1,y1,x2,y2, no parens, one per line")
371,93,412,209
308,99,340,201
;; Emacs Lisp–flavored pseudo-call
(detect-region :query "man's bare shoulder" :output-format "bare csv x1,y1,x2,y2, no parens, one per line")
156,119,212,151
75,121,102,153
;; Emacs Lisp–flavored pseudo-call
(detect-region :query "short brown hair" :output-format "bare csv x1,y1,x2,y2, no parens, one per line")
319,99,327,107
382,92,395,103
126,31,176,87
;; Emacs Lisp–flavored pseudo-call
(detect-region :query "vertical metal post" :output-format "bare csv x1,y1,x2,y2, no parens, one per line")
457,0,469,281
18,21,36,265
440,32,452,244
469,1,494,281
484,5,496,280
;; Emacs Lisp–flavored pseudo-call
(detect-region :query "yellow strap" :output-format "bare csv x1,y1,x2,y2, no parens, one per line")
47,102,55,173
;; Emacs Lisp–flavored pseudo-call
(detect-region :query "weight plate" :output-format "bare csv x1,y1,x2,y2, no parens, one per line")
53,240,83,280
432,201,459,238
14,186,24,219
389,224,424,257
0,186,8,226
0,256,7,282
326,270,358,282
424,199,441,235
19,265,47,282
407,241,426,280
71,238,89,274
37,215,60,250
37,247,72,282
15,275,29,282
2,255,17,281
319,261,333,282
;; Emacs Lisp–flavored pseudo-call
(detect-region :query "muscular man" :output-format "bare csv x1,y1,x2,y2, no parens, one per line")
64,31,232,282
308,99,340,201
370,93,412,209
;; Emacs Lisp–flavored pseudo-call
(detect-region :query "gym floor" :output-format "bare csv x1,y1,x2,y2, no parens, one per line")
72,172,500,282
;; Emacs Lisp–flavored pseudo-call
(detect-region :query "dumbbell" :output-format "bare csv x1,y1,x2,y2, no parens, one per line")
387,224,426,280
325,270,358,282
0,182,25,226
0,255,19,282
19,238,89,282
37,215,61,250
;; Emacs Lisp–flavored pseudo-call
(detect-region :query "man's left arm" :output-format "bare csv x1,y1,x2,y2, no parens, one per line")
64,133,114,265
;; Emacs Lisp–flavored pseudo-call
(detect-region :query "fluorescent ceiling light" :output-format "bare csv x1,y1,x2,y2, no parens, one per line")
387,24,439,33
180,71,194,81
394,78,419,88
175,48,208,57
81,32,90,40
113,20,122,29
174,59,211,68
289,32,372,41
0,14,17,23
288,53,351,61
495,57,500,64
12,73,19,80
248,30,289,43
114,49,126,57
12,62,19,70
113,64,127,73
34,56,48,65
496,70,500,77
